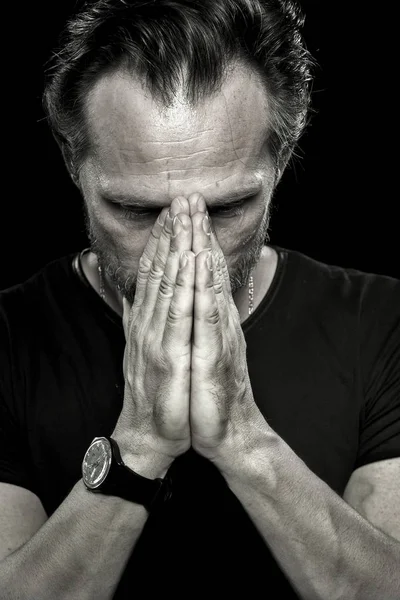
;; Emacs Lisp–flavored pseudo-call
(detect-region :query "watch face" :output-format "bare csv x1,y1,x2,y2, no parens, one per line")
82,437,112,489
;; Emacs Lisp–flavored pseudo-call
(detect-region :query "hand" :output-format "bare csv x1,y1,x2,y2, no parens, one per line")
188,193,267,462
112,197,195,476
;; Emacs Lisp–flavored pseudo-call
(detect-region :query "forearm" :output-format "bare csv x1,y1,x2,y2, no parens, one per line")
218,431,400,600
0,455,166,600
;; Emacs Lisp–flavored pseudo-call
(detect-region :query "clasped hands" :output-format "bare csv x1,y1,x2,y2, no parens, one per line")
120,193,269,472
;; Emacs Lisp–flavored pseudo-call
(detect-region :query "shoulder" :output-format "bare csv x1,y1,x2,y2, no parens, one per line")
0,252,78,332
276,245,400,320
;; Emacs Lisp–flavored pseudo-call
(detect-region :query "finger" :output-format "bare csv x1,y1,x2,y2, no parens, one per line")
122,295,132,340
122,296,132,377
190,195,233,335
162,248,195,353
187,192,206,218
193,248,223,356
193,202,236,330
209,223,243,343
191,207,229,335
208,219,235,303
189,190,235,303
191,209,212,257
212,251,231,333
132,206,170,309
212,237,241,330
153,199,193,334
140,196,187,315
202,216,243,351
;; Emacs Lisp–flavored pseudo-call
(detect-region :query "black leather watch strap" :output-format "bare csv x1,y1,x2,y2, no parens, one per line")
99,436,172,511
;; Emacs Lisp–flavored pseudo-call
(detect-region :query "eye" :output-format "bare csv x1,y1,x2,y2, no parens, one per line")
118,205,157,221
109,197,249,221
211,201,246,218
107,201,158,221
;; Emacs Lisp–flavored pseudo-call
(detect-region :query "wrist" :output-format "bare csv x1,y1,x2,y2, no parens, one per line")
112,433,174,479
211,419,282,483
122,453,171,480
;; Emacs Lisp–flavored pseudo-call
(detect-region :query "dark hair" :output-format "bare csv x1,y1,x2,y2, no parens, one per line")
43,0,314,179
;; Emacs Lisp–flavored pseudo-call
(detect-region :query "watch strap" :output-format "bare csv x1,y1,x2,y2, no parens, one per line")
97,436,172,512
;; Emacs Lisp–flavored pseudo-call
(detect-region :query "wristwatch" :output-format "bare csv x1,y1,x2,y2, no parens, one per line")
81,436,172,512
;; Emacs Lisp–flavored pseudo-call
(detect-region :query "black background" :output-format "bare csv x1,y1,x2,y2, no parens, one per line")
2,1,398,290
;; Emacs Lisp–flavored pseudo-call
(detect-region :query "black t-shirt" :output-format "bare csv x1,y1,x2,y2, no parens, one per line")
1,246,399,598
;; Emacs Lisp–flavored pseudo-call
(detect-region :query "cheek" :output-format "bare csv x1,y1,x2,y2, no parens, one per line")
214,203,264,257
90,203,155,262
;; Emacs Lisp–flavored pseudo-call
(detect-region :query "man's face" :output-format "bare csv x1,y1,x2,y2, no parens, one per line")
79,63,277,302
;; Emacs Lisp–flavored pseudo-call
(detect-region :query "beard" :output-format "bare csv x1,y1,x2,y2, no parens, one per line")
82,201,272,304
226,202,271,294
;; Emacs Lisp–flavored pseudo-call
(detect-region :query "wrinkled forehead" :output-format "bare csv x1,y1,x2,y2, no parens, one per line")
84,65,271,181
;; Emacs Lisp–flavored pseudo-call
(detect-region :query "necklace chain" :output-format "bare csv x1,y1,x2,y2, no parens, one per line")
98,262,254,315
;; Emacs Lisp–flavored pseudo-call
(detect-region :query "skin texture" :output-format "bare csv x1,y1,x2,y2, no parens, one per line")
72,61,400,598
78,63,279,319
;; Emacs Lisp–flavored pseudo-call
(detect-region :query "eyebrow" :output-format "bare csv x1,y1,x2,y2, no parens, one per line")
101,182,262,208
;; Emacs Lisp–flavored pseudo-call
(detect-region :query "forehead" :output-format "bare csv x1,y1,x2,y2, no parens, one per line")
84,65,272,197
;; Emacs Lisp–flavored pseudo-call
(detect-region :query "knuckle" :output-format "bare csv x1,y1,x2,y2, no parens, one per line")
203,277,215,291
214,281,224,295
148,261,164,284
131,317,152,349
206,309,220,326
152,253,165,273
174,272,186,289
215,254,224,272
158,274,175,299
144,327,158,350
177,213,191,228
149,227,160,243
147,270,161,286
161,224,172,240
167,301,182,323
139,253,152,273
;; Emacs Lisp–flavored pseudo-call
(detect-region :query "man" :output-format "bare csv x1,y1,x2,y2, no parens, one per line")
0,1,399,598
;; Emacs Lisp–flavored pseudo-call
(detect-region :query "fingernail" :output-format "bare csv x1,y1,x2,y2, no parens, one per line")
179,251,188,270
202,215,211,235
172,215,184,236
206,250,213,271
164,209,173,232
157,212,166,226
